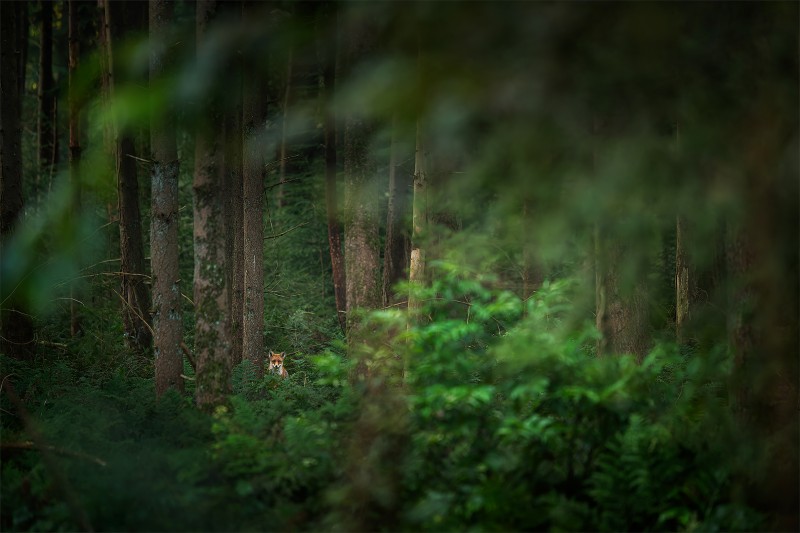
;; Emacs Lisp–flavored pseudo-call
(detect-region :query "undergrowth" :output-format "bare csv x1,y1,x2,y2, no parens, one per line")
1,264,761,531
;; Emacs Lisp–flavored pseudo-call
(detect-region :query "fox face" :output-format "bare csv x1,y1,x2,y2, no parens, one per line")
268,350,288,378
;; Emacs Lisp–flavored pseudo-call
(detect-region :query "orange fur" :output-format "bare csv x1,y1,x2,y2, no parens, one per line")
268,350,288,378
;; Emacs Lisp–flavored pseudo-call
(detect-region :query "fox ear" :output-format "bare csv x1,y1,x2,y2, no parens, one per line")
268,350,274,357
281,352,287,358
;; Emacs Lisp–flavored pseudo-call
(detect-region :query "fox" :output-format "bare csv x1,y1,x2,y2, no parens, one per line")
268,350,289,378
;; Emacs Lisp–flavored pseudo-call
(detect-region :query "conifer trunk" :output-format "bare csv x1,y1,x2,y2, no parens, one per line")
68,0,82,337
1,0,35,359
38,0,56,198
150,0,183,396
382,119,411,307
194,0,231,409
317,4,346,332
222,1,244,367
242,62,266,376
408,120,427,318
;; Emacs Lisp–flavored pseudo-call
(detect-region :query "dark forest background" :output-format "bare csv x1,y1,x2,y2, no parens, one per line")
1,1,797,531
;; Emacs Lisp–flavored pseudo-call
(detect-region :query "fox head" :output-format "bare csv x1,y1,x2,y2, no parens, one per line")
268,350,287,376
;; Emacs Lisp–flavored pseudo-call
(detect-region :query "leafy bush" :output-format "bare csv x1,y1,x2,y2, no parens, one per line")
348,263,761,531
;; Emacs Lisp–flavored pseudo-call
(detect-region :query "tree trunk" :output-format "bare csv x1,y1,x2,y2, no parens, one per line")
725,103,799,527
118,134,152,352
101,0,152,353
276,47,293,209
242,56,266,377
1,0,35,359
342,31,380,318
408,120,428,319
194,0,231,409
594,228,650,362
342,18,381,382
68,0,82,337
675,216,698,345
222,1,243,367
38,0,56,199
317,3,346,333
150,0,183,396
382,119,411,308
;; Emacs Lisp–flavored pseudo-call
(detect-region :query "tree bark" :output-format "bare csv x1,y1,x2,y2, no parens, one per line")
222,1,243,367
408,120,428,319
118,134,152,352
97,0,152,353
194,0,231,409
342,17,381,384
594,228,650,362
675,216,698,345
725,103,799,528
276,46,293,209
150,0,183,396
1,0,35,359
68,0,82,337
38,0,56,198
242,60,266,377
382,119,411,307
317,3,346,333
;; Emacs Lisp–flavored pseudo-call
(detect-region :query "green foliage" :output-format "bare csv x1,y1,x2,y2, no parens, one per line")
390,265,758,531
2,264,760,532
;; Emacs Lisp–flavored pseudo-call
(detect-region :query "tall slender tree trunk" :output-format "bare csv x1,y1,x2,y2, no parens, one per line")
100,0,152,353
382,118,411,307
342,18,381,381
150,0,183,396
68,0,82,337
17,2,29,98
117,134,152,351
38,0,56,199
1,0,35,359
408,120,428,319
242,26,267,375
725,104,798,528
317,3,346,333
675,216,697,345
194,0,230,409
276,47,293,209
223,1,244,367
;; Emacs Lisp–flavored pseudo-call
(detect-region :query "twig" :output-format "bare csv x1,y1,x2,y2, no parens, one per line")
180,374,196,381
110,288,154,337
37,340,69,351
180,341,196,371
266,177,301,190
264,221,309,240
1,441,107,467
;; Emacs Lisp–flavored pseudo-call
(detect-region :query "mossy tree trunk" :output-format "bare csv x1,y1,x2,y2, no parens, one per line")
194,0,231,409
150,0,183,397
